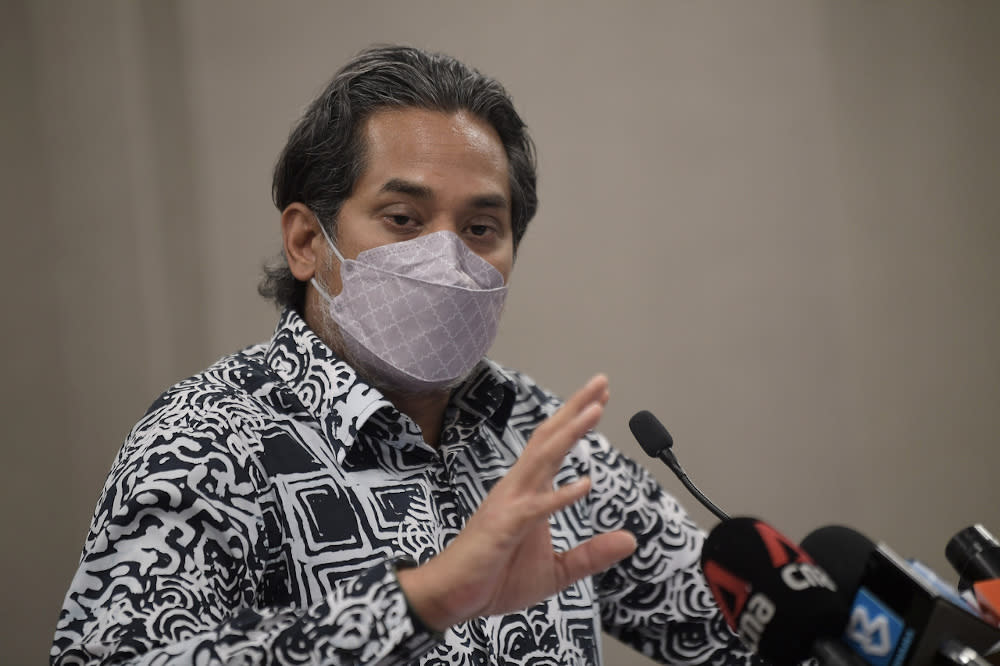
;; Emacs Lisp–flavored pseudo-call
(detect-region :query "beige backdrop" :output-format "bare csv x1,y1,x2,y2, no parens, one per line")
3,1,999,663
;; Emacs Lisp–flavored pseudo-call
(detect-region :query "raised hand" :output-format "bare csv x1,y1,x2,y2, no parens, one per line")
397,374,637,631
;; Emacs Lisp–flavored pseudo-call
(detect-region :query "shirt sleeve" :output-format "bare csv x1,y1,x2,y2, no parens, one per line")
51,408,440,665
511,373,759,664
584,435,761,665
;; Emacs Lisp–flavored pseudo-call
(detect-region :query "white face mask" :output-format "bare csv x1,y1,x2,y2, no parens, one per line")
311,227,508,393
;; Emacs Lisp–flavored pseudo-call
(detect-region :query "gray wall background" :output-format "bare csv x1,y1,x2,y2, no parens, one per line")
3,2,998,663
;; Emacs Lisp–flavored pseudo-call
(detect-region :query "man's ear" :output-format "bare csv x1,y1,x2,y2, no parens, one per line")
282,203,325,282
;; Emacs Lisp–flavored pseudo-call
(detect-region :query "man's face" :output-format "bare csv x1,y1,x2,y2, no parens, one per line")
305,106,515,365
319,106,514,291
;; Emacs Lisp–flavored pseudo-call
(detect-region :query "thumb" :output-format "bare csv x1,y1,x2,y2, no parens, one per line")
555,530,637,590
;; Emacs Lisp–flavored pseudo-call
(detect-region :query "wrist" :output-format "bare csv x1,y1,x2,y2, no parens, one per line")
395,556,461,634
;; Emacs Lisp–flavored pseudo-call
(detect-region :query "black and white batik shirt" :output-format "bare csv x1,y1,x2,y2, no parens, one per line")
53,308,754,665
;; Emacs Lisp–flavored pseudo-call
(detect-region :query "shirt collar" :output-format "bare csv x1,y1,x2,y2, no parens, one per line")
265,308,396,456
448,359,518,432
264,308,517,454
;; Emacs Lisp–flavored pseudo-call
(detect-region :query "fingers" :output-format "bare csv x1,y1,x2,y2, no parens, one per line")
533,374,607,438
560,374,609,424
598,388,610,407
554,530,638,590
521,374,608,479
517,407,599,491
488,373,609,525
533,475,591,518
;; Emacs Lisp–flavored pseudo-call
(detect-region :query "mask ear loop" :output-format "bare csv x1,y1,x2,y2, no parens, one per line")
315,216,347,264
310,215,346,302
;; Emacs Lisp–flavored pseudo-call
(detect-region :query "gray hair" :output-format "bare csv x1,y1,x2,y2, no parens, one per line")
259,44,538,311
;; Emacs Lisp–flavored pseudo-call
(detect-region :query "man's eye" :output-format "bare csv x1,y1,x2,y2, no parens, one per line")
388,215,414,226
468,224,494,237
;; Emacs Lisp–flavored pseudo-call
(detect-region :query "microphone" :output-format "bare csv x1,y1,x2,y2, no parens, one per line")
947,525,1000,627
628,410,730,522
700,517,863,665
947,525,1000,590
802,525,1000,665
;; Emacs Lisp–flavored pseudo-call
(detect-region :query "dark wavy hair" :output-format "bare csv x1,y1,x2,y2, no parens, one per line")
259,44,538,311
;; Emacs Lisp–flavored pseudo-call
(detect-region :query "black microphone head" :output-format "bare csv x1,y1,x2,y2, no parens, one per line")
700,517,849,665
801,525,877,600
946,525,1000,586
628,410,673,458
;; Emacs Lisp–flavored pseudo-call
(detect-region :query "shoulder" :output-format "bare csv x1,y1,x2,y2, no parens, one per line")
488,363,619,464
77,345,289,559
137,343,284,436
491,363,660,477
109,344,287,491
491,363,564,423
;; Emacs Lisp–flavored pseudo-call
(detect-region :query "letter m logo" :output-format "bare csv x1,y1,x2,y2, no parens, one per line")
844,587,905,666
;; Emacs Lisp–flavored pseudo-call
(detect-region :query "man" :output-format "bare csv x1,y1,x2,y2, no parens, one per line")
53,45,752,664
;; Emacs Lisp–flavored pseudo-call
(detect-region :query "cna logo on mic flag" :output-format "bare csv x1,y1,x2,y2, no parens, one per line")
845,587,914,666
703,521,807,631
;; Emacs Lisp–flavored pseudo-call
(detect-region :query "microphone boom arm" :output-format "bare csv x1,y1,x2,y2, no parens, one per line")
656,447,730,522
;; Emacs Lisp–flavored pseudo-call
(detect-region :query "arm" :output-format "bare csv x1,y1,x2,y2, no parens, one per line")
587,439,759,665
52,421,438,665
54,374,633,664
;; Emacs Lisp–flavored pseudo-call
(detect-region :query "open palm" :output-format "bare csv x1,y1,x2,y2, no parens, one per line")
397,374,637,630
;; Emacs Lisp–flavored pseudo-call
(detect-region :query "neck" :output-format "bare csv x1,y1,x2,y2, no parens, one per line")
382,388,451,448
303,298,452,448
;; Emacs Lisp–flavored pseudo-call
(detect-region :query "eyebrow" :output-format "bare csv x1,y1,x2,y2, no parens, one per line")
380,178,509,210
380,178,433,199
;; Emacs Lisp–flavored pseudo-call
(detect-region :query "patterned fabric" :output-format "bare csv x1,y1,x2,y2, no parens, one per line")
52,308,755,665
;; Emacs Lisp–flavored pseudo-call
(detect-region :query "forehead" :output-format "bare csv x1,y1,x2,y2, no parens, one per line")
354,107,511,200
